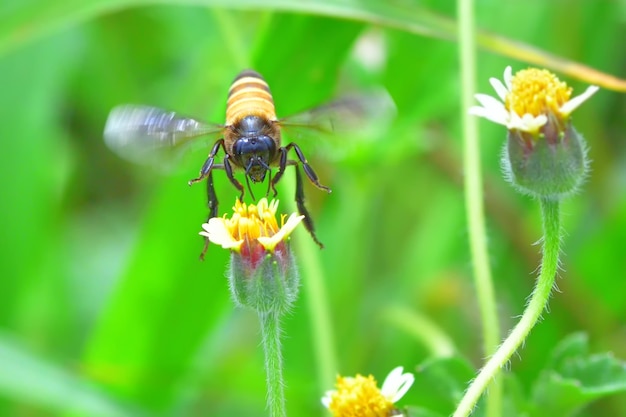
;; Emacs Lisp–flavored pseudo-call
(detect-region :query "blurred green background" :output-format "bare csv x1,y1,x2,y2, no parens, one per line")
1,0,625,416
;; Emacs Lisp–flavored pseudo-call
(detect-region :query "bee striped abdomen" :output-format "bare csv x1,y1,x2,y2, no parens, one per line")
226,70,277,125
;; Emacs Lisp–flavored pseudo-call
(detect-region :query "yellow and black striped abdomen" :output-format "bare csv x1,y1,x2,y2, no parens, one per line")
226,70,277,125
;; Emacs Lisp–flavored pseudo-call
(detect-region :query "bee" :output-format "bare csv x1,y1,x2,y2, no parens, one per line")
105,69,342,258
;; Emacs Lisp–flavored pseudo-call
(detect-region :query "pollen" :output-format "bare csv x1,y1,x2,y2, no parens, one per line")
505,68,572,118
230,198,281,242
327,374,395,417
201,198,303,254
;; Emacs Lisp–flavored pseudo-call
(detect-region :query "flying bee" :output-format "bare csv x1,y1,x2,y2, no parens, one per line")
105,69,365,258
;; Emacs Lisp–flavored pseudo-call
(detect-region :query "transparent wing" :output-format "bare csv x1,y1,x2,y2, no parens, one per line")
104,105,224,165
278,89,396,135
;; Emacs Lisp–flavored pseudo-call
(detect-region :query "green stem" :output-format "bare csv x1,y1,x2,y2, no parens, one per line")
457,0,501,415
453,198,561,417
259,310,286,417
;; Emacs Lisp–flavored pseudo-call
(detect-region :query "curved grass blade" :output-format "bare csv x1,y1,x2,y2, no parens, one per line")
1,0,625,91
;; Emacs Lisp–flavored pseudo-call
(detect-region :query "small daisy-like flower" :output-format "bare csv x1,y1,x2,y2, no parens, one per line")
470,66,597,199
469,66,599,136
200,198,303,266
321,366,415,417
200,198,303,313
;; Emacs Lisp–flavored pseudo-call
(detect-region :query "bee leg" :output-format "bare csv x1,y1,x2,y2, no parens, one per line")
224,155,245,201
265,170,273,198
285,143,331,193
269,147,289,197
200,171,219,261
189,139,225,185
294,163,324,249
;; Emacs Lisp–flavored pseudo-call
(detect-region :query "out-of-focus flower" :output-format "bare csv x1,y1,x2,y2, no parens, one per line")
470,66,598,199
322,366,415,417
200,198,303,313
469,66,599,136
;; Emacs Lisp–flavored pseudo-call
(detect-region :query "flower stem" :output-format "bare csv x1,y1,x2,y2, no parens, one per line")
259,310,287,417
457,0,501,415
452,197,561,417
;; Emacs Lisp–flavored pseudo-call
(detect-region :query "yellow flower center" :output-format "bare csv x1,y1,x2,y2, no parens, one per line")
505,68,572,118
224,198,286,242
328,374,395,417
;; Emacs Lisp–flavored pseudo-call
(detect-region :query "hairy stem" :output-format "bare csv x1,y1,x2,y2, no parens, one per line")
453,198,561,417
259,310,286,417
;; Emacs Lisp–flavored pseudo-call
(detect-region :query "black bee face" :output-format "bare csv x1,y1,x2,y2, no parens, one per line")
232,134,277,182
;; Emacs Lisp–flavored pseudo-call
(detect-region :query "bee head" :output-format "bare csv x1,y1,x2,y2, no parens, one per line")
232,135,277,182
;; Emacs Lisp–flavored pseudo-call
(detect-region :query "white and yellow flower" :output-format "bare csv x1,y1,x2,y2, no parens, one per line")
469,66,599,135
200,198,303,258
322,366,415,417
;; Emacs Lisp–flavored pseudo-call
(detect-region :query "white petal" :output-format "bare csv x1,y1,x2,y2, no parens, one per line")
269,199,279,214
473,93,509,119
380,366,415,403
469,106,509,126
521,113,547,133
503,66,513,90
489,77,509,101
321,390,335,409
257,214,304,251
506,111,522,128
199,218,242,249
507,112,547,134
469,93,510,126
560,85,599,116
380,366,404,396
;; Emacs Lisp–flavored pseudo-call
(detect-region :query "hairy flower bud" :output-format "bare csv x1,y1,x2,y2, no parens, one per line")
470,66,598,199
200,198,303,314
229,240,299,314
503,121,588,199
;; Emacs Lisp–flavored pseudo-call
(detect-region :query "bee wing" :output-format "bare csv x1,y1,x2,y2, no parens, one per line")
278,89,396,136
277,90,396,162
104,105,224,166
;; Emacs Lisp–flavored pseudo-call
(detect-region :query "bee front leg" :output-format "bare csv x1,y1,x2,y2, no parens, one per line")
200,171,219,261
269,147,288,197
224,155,245,202
189,138,225,185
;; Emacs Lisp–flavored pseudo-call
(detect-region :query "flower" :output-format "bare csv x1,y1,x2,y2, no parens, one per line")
200,198,303,313
470,66,598,199
469,66,599,136
200,198,303,265
322,366,415,417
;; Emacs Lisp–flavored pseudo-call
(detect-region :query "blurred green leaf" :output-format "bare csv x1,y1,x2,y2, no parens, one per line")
404,406,447,417
0,334,147,417
409,356,482,417
530,333,626,417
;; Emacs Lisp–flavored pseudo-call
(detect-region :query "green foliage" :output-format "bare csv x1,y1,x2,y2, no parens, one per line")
1,0,625,416
410,356,479,416
529,333,626,417
0,334,147,417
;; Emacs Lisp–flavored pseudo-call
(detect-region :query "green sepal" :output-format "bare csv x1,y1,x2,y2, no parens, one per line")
228,247,300,315
503,122,588,199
